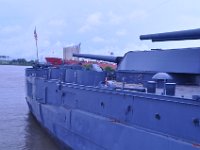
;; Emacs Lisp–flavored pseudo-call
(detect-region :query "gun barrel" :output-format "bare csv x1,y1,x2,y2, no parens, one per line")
73,53,121,63
140,28,200,42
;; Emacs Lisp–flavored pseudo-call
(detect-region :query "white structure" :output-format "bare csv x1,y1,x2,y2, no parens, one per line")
0,55,10,64
63,43,81,61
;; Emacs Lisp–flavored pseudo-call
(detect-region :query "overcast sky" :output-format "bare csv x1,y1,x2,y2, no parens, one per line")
0,0,200,60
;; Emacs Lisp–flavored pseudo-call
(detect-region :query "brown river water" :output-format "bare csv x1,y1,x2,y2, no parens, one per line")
0,65,61,150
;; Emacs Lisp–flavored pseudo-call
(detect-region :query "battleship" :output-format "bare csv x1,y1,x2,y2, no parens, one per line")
26,28,200,150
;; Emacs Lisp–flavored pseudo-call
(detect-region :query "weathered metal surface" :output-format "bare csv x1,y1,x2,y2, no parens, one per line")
26,66,200,149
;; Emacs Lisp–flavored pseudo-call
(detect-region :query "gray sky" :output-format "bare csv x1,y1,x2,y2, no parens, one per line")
0,0,200,60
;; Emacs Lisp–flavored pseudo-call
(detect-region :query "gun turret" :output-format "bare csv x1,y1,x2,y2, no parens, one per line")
73,53,122,64
140,28,200,42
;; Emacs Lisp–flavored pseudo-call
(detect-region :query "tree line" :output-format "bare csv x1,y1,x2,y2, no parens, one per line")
0,58,34,66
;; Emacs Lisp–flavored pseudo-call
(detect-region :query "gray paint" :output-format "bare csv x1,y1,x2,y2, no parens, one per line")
140,28,200,42
118,48,200,74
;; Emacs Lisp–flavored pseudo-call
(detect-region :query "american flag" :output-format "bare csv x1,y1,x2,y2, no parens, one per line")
34,27,38,41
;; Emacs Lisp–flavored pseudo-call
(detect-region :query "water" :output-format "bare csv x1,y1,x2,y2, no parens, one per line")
0,65,60,150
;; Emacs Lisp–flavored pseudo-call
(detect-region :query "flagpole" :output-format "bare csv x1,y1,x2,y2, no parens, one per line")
35,38,39,62
34,26,39,63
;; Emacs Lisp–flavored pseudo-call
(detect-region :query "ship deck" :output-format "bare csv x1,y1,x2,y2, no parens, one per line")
114,82,200,99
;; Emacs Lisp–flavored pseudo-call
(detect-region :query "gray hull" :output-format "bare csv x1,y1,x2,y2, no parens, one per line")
26,67,200,150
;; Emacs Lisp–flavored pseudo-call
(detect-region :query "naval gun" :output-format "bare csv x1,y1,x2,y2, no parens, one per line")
140,28,200,42
73,53,122,64
73,28,200,86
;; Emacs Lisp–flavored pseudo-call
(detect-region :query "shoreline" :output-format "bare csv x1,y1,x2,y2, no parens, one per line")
0,64,32,66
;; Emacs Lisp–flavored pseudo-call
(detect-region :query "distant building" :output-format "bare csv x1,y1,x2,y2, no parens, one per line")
0,55,9,60
63,43,81,61
0,55,10,64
